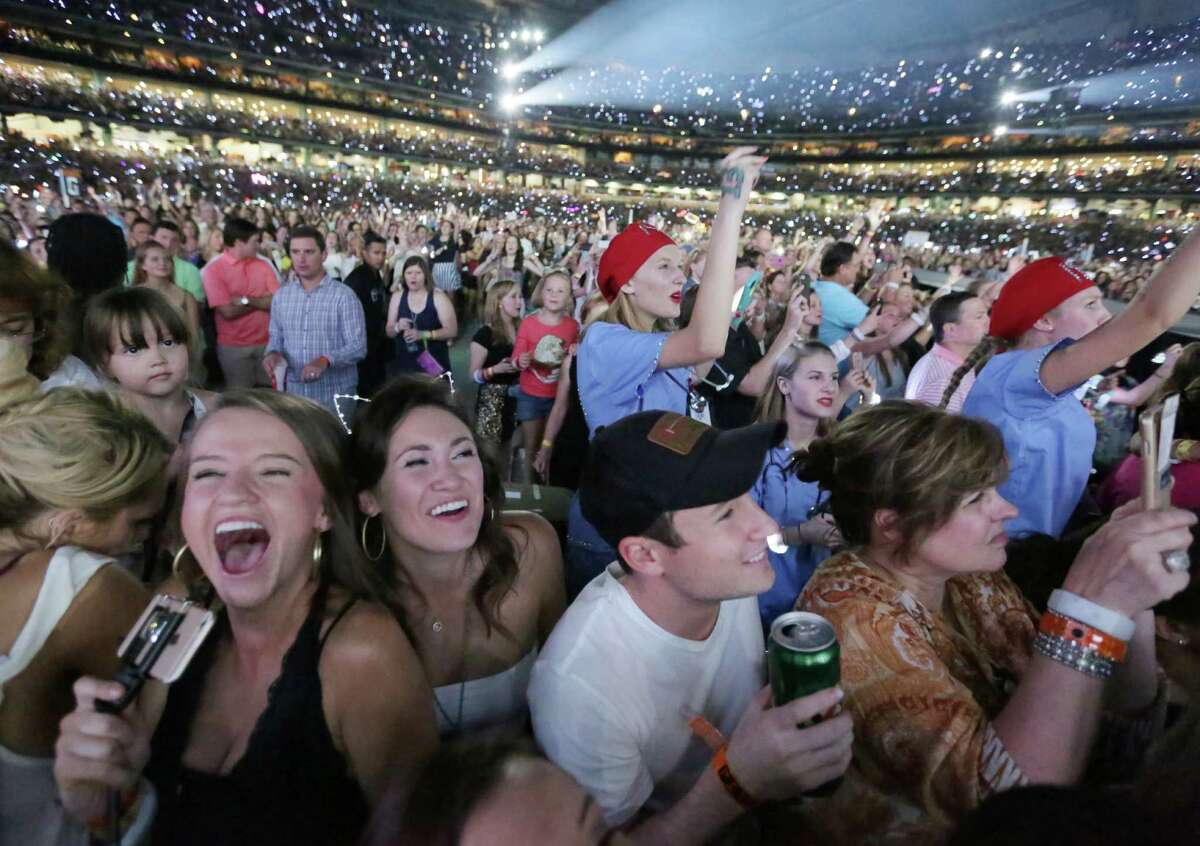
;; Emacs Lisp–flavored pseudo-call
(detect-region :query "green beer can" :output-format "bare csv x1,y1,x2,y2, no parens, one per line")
768,611,844,796
768,611,841,717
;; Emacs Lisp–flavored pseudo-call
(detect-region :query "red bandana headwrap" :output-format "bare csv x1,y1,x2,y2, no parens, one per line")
988,256,1095,341
597,222,677,303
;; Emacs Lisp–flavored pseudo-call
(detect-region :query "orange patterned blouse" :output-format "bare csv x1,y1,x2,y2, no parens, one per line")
786,551,1038,845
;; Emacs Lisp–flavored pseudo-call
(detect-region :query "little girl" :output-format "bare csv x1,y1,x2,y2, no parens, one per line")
751,341,871,629
512,271,578,481
131,239,204,383
84,287,215,446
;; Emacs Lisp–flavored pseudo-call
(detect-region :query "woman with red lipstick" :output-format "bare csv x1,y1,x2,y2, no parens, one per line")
787,401,1190,845
349,376,565,739
54,390,437,845
567,147,767,595
748,341,871,629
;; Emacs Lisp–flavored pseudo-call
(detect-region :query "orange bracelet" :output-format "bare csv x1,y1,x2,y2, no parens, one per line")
1039,610,1128,663
711,744,758,811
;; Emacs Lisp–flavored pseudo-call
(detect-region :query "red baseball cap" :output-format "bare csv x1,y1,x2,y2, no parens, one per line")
988,257,1096,341
597,222,677,303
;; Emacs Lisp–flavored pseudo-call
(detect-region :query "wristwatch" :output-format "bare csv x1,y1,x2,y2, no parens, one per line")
239,296,250,306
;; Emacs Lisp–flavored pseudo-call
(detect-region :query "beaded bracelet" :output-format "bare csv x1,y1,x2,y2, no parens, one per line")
1033,631,1116,679
1038,610,1128,663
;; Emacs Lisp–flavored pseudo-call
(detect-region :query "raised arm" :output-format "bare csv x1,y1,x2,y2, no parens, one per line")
1042,235,1200,395
659,148,766,370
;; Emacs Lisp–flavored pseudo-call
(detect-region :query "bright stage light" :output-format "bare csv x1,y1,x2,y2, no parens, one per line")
533,29,545,43
1000,90,1019,105
502,63,520,79
500,93,520,112
994,124,1009,137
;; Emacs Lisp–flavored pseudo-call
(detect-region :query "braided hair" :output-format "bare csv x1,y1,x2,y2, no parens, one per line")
939,336,1008,409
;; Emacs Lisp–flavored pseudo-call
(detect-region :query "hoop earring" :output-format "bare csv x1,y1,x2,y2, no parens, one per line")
360,514,386,562
172,544,192,583
312,533,324,578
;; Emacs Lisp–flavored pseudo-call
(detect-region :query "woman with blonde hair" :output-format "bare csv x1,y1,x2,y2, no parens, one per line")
789,401,1190,844
566,147,767,589
54,390,438,845
1,339,170,845
749,341,870,627
469,280,523,477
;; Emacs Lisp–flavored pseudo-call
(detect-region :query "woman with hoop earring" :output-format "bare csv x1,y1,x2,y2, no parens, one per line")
349,375,566,739
55,390,437,845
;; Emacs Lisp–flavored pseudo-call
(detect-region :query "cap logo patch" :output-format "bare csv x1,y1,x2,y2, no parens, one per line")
648,413,708,455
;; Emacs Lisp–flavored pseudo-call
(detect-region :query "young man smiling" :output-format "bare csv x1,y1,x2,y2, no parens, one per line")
529,411,852,843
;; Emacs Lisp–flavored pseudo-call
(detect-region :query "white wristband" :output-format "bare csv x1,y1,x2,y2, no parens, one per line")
851,328,866,341
1047,589,1136,641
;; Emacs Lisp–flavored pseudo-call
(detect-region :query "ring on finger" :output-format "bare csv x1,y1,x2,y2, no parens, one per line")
1163,550,1190,573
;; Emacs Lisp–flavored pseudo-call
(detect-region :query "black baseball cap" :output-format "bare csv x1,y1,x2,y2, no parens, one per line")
579,411,786,549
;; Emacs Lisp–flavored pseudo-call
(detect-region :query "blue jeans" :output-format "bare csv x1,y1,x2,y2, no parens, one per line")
566,494,616,601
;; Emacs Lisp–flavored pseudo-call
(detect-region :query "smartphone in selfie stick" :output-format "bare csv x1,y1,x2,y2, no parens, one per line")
96,595,215,844
1139,395,1189,572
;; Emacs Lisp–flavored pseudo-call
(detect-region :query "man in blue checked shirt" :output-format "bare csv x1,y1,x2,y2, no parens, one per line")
263,225,366,414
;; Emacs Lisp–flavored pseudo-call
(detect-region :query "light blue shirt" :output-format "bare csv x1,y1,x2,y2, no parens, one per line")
578,322,691,437
266,275,366,414
813,279,868,346
750,444,832,630
962,339,1094,539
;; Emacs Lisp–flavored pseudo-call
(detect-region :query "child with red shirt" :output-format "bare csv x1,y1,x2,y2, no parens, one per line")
513,271,579,481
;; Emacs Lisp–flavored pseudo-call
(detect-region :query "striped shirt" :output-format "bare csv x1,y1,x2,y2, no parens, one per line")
904,343,974,414
267,275,366,414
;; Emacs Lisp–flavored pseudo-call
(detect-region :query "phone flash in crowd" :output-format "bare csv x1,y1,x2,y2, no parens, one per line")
767,533,789,554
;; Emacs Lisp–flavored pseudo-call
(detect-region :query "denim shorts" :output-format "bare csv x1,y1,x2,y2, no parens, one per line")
515,390,555,422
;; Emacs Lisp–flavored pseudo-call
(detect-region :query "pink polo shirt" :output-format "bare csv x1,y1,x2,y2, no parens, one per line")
904,343,975,414
202,251,280,347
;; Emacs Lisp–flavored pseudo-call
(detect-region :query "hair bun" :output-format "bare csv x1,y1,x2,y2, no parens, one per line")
791,438,837,485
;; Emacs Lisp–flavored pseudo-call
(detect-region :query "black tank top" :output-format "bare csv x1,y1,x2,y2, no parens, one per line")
549,357,591,490
145,593,367,846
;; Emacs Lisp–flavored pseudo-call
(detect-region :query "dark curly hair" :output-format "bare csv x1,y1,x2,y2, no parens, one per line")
347,374,521,639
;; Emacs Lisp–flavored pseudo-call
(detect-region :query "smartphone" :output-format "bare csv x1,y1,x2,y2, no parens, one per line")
115,595,215,685
1139,394,1180,510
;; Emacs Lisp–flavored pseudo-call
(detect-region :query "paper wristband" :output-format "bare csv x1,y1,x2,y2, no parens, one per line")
1048,589,1136,641
1039,610,1128,663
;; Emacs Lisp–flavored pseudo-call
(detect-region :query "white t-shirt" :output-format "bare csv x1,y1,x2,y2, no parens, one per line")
529,564,764,826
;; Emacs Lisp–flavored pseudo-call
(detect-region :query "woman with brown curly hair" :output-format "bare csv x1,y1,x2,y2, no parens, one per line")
55,389,436,846
788,401,1192,845
349,375,565,738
